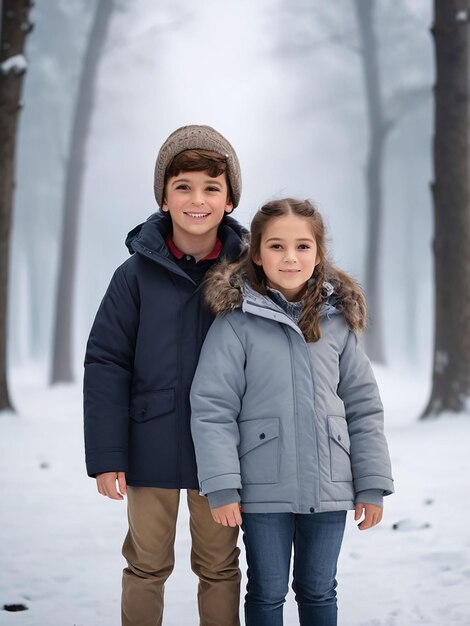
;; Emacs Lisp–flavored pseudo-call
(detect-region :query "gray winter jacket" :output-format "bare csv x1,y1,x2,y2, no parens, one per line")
190,266,394,514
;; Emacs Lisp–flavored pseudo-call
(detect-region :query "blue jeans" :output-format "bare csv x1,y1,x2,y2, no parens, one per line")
242,510,347,626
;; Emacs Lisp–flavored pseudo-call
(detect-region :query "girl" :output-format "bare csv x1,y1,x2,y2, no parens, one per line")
190,198,394,626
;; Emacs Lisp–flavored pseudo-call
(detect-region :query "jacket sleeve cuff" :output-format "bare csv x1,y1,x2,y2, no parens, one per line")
207,489,241,509
355,489,384,507
200,474,242,495
86,449,128,478
354,475,394,496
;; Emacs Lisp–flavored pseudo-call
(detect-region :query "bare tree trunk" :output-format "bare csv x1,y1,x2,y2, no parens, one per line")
422,0,470,417
50,0,114,384
354,0,390,364
0,0,33,411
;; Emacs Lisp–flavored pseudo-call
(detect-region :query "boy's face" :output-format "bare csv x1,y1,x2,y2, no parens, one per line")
162,170,233,244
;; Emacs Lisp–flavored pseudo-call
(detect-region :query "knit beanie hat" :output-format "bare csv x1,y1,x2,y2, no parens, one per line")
154,124,242,208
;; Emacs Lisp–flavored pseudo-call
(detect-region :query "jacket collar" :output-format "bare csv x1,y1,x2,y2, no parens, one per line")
125,211,246,280
242,283,304,336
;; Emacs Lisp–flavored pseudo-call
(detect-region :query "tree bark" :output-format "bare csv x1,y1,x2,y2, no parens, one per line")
0,0,33,411
422,0,470,417
354,0,389,364
50,0,114,384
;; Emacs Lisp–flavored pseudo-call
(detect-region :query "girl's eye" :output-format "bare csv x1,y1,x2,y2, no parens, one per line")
270,244,283,250
298,244,311,250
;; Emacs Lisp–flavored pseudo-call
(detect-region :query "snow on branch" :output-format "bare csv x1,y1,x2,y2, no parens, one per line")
0,54,28,75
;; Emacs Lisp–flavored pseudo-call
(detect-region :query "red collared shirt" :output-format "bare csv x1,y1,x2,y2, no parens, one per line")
165,234,222,262
165,234,223,285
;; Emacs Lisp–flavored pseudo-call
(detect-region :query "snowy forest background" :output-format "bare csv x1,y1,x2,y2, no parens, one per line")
1,1,470,625
8,0,435,379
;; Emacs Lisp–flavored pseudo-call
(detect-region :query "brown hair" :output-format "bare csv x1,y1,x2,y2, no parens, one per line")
241,198,366,341
163,149,231,200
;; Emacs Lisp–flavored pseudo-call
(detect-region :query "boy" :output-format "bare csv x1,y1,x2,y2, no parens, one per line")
84,125,244,626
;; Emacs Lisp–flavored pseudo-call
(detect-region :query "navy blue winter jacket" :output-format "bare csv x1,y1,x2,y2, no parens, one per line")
83,211,245,488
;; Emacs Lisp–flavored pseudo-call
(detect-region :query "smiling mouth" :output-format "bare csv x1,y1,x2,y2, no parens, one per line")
185,212,210,219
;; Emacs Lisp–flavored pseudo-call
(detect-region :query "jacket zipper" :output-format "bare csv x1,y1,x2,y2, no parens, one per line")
176,290,184,486
304,342,321,512
282,326,303,512
282,325,321,513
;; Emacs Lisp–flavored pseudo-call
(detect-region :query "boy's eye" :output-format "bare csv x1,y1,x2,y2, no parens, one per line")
175,184,190,191
206,186,220,192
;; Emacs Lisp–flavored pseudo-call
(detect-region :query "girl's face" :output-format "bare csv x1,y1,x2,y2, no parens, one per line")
253,213,320,301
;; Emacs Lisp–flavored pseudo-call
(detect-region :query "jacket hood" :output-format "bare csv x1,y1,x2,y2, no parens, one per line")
125,211,247,262
203,260,367,332
125,211,171,256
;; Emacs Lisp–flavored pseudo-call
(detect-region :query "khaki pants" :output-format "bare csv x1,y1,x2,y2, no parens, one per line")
122,487,240,626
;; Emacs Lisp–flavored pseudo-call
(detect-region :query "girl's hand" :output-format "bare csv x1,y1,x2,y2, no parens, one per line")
211,502,243,527
354,502,383,530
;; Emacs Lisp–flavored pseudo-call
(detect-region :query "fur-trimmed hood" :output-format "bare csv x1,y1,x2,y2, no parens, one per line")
203,260,367,332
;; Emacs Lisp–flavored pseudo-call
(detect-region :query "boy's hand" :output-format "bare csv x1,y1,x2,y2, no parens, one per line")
96,471,127,500
211,503,242,527
354,502,383,530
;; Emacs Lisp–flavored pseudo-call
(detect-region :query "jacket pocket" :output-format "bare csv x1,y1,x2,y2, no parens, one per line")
130,389,175,423
328,415,353,482
238,417,280,485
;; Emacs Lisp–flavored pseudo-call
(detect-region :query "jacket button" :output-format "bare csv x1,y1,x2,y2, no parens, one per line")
337,434,341,441
140,409,146,416
259,433,266,439
310,507,315,513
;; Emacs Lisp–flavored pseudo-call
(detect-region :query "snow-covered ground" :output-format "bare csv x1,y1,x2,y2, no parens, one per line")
1,366,470,625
